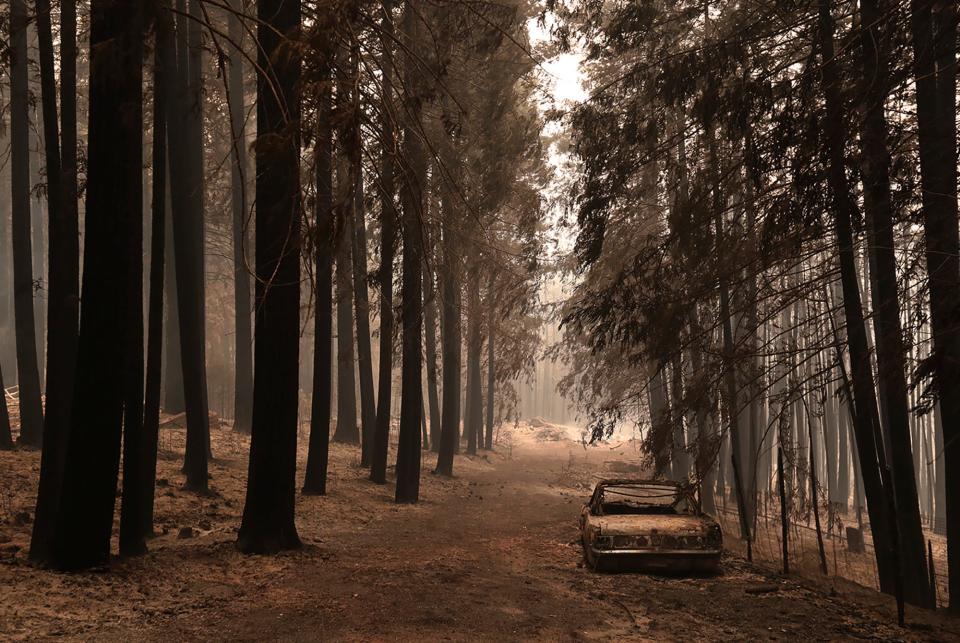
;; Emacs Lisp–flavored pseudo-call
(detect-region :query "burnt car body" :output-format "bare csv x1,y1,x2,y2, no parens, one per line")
579,479,722,573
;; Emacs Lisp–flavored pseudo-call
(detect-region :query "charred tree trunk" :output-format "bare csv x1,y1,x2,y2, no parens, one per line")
352,170,376,466
333,196,359,444
424,257,442,452
9,0,44,448
707,111,750,551
0,161,12,373
60,0,78,311
465,268,482,456
237,0,302,552
806,400,828,575
778,445,789,574
341,30,374,465
170,0,209,489
934,405,946,533
29,126,47,391
909,0,960,612
48,0,142,569
719,248,752,556
395,158,424,500
370,0,397,484
435,188,461,476
858,0,930,605
463,341,473,450
688,309,717,515
303,75,334,496
30,0,80,562
118,125,147,558
332,41,359,447
36,0,73,456
819,0,897,595
743,232,760,524
484,272,495,450
670,353,689,479
141,9,172,534
420,392,429,449
163,223,185,412
229,0,253,435
394,2,426,503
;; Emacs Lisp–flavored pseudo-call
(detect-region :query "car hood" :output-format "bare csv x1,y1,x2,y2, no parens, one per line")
590,514,711,536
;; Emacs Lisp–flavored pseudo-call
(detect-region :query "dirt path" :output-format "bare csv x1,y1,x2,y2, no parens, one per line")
2,423,958,641
123,437,960,641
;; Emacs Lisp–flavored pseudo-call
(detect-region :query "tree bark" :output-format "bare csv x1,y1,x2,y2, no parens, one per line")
9,0,44,448
909,0,960,611
858,0,930,605
370,0,397,484
420,392,430,449
36,0,76,458
142,9,172,534
670,353,689,479
646,361,670,474
818,0,897,595
718,244,752,553
119,111,147,558
0,159,12,373
30,0,80,562
463,336,474,450
704,87,750,549
484,272,495,450
424,257,442,452
395,1,426,503
743,184,760,524
237,0,302,553
303,73,334,496
777,446,789,574
170,0,209,490
59,0,78,298
163,216,185,412
229,0,253,435
29,125,47,392
688,308,717,514
806,400,828,574
434,188,461,476
333,193,359,444
465,270,482,456
352,169,377,465
48,0,142,569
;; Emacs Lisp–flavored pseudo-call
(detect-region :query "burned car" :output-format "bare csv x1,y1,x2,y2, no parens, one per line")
579,479,722,573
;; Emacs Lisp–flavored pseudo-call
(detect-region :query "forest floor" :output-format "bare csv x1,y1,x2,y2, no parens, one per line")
1,416,958,641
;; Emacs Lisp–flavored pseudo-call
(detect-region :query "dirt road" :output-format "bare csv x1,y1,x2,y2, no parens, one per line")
2,423,957,641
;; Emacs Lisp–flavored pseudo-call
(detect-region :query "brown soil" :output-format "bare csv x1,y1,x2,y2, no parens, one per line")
1,418,958,641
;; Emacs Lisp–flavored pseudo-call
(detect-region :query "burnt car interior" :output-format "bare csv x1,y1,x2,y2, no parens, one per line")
592,484,695,516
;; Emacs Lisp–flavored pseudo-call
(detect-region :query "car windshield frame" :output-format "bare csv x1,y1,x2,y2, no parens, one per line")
591,481,696,516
